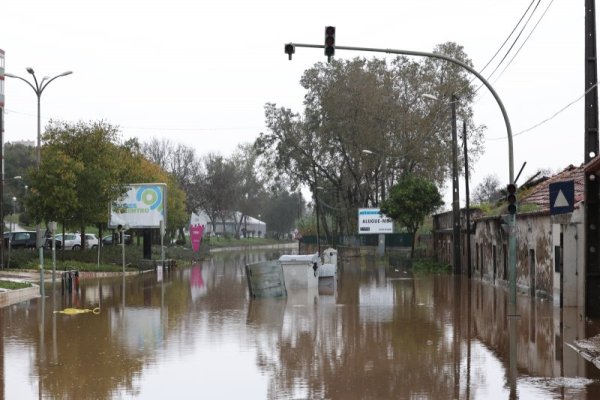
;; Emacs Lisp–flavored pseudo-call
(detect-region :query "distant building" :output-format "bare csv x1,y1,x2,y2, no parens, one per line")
190,211,266,238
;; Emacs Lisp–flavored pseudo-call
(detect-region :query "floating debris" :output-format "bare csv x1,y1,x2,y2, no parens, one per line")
54,307,100,315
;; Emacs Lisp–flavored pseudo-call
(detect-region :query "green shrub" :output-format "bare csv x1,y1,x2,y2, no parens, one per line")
411,259,451,273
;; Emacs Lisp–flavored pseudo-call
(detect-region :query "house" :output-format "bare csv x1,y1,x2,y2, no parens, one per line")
433,165,585,308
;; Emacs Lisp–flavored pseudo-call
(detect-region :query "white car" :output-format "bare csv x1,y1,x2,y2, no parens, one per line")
49,233,99,250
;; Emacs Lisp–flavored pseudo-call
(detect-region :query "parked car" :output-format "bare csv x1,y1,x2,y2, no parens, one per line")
3,231,37,249
101,234,132,246
46,233,99,250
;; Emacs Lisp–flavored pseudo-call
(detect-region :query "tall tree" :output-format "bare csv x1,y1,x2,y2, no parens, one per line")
2,142,35,220
191,153,239,235
26,120,132,247
141,138,200,210
255,42,485,235
230,144,266,238
472,174,502,204
380,176,443,258
257,190,304,240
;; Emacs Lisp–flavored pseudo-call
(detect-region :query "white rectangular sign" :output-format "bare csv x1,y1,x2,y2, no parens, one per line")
358,208,393,234
109,183,167,229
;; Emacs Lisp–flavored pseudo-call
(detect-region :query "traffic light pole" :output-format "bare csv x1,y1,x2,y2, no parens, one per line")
286,42,517,313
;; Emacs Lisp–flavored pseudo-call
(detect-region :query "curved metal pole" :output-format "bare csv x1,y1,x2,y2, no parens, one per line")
290,43,514,182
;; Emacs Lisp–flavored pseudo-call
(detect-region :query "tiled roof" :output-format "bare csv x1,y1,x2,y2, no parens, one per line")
520,164,584,212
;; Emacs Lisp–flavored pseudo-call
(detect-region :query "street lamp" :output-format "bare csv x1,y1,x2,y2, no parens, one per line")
5,68,72,294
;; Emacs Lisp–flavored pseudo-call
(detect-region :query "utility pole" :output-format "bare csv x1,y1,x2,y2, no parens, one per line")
451,95,461,274
585,0,600,317
463,121,472,278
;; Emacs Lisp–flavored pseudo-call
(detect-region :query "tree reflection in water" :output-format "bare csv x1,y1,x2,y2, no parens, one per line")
1,251,600,399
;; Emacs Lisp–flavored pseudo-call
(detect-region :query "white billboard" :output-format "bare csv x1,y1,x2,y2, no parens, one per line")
109,183,167,229
358,208,393,234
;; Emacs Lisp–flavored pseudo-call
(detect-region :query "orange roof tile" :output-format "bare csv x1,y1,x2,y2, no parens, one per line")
520,165,584,212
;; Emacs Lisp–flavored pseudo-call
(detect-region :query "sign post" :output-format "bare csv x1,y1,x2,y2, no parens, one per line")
358,208,393,256
109,183,167,261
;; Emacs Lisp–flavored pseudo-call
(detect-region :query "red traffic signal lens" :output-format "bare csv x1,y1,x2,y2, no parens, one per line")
325,26,335,36
325,37,334,46
507,183,517,195
507,194,516,204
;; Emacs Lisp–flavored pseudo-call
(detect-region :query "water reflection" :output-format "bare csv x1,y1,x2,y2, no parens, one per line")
1,251,600,399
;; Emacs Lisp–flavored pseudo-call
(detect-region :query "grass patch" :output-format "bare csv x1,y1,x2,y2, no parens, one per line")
411,259,451,273
2,237,291,272
0,280,32,290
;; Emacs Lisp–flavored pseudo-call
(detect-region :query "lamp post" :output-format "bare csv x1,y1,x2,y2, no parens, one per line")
5,68,72,294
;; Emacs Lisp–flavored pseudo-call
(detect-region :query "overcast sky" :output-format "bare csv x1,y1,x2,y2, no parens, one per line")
0,0,587,207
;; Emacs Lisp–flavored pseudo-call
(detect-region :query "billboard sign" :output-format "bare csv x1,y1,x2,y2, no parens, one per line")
109,183,167,229
358,208,393,234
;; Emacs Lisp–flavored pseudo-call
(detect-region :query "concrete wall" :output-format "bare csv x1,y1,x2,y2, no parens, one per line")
464,208,585,306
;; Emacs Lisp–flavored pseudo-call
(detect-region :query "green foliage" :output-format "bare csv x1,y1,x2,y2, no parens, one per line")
380,175,443,257
411,259,451,273
26,120,131,231
0,280,32,290
381,176,443,232
258,190,303,239
255,43,485,236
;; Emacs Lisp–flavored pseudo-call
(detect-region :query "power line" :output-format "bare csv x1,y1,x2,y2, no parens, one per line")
487,82,598,141
491,0,556,85
477,0,538,78
484,0,543,83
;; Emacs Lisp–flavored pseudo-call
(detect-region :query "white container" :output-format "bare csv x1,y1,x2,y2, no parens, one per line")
278,253,320,291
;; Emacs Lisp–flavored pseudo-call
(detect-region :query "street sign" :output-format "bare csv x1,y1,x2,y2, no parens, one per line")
358,208,393,234
549,180,574,215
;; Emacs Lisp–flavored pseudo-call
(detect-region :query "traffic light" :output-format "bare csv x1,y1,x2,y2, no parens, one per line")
324,26,335,61
284,43,295,60
506,183,517,215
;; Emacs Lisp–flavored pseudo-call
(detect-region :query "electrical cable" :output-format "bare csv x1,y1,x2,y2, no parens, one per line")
484,0,543,83
491,0,556,85
487,82,599,141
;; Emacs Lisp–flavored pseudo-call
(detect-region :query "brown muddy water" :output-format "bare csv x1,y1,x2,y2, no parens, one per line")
1,250,600,399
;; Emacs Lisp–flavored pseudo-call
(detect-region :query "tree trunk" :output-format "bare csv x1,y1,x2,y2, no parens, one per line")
178,226,186,244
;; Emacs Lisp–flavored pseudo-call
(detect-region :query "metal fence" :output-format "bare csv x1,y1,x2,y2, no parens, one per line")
300,233,413,248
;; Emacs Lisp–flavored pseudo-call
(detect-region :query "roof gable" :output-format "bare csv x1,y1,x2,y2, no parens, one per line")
520,165,584,211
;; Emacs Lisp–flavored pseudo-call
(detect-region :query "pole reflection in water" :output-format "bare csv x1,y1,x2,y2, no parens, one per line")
2,251,600,399
509,315,519,400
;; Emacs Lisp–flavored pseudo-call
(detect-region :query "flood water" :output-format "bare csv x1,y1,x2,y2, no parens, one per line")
2,249,600,399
